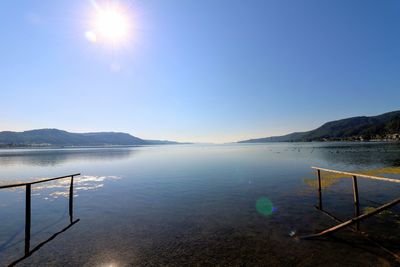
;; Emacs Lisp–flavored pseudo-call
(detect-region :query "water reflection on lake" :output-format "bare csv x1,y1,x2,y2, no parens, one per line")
0,143,400,266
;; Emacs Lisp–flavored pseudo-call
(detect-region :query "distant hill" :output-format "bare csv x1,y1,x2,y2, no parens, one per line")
239,110,400,143
0,129,180,147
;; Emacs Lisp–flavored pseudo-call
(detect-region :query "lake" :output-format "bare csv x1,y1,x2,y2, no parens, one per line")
1,143,400,266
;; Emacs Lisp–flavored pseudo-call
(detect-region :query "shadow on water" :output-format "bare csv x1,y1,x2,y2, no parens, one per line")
301,166,400,262
7,219,80,267
1,205,72,254
0,174,80,266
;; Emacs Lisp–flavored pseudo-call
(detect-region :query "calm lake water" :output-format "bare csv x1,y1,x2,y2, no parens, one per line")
1,143,400,266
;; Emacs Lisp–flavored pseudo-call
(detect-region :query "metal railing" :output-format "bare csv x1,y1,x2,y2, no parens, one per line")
311,166,400,231
301,166,400,261
0,173,80,259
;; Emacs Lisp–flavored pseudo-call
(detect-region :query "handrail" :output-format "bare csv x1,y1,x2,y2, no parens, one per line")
302,166,400,262
0,173,81,189
0,173,80,263
311,166,400,184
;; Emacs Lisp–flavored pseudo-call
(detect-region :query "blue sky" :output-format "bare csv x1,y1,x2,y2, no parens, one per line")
1,0,400,143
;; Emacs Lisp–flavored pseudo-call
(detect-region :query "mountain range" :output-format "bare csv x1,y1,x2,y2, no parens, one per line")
239,110,400,143
2,110,400,146
0,129,180,147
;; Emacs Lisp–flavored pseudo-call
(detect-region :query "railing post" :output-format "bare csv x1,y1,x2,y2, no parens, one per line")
25,184,31,255
317,169,322,210
69,175,74,223
352,175,360,231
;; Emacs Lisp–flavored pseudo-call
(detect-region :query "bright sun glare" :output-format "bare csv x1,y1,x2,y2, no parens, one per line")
86,2,131,45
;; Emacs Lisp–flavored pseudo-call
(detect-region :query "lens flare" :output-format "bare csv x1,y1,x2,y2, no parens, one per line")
256,197,274,217
85,30,97,42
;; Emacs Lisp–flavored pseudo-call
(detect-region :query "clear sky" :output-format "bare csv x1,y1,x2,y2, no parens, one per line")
1,0,400,143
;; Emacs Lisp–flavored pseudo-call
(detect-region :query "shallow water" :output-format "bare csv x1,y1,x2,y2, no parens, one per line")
0,143,400,266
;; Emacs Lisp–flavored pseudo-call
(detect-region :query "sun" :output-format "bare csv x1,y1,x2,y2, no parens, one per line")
96,6,129,42
86,2,131,45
